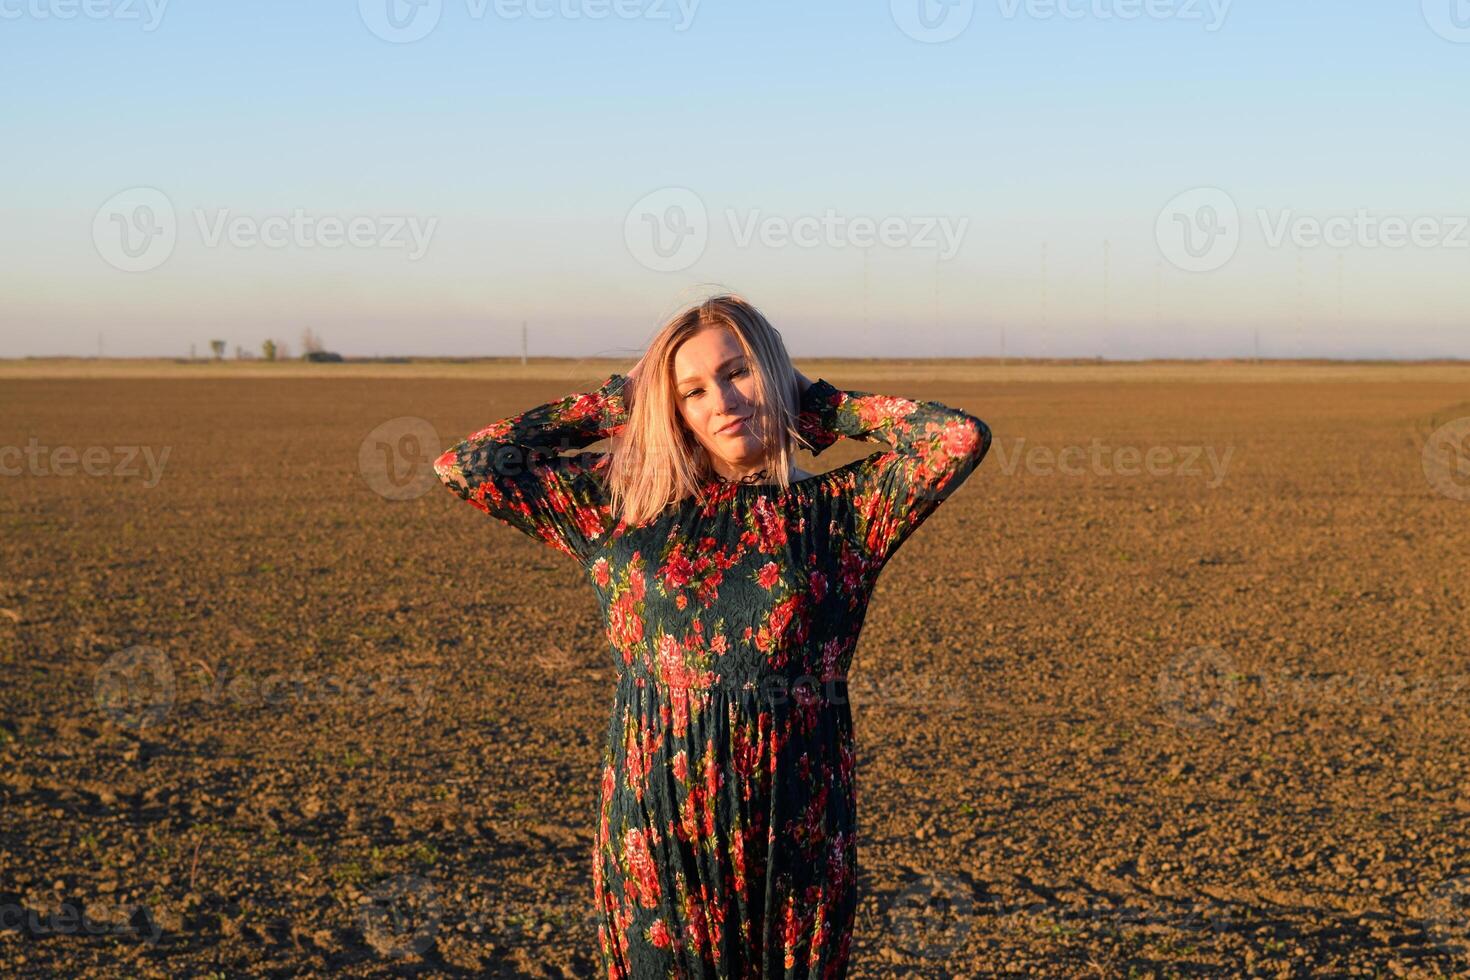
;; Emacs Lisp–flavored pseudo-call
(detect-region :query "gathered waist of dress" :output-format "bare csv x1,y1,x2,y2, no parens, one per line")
614,669,852,706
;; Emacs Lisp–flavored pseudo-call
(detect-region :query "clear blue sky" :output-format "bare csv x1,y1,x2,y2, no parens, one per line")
2,0,1466,359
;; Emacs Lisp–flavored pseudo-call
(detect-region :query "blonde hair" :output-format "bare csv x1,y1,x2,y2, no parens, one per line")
605,294,804,527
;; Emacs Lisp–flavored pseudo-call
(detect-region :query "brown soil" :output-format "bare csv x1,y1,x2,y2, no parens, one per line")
1,366,1467,978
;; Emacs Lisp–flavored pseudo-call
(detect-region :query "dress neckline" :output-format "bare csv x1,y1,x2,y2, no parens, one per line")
702,469,832,496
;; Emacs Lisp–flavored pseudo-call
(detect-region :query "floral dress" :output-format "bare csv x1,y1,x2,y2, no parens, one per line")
433,374,991,978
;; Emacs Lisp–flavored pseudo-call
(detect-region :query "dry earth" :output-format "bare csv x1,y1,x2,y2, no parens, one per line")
1,360,1468,977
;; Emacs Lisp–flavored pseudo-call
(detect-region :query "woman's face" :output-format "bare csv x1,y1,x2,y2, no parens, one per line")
671,327,767,471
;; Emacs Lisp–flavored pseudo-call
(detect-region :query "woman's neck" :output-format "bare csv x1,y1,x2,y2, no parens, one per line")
709,460,810,486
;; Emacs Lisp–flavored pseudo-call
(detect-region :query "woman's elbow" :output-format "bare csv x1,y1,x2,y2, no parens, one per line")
434,443,470,493
969,416,993,467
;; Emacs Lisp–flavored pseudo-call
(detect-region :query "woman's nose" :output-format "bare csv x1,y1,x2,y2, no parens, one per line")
714,382,743,414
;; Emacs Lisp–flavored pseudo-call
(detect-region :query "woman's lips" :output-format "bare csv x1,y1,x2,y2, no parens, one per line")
716,416,749,435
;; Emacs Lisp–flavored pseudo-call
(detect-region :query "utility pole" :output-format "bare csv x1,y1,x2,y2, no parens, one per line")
1295,246,1305,339
1336,253,1344,327
932,248,939,335
862,247,871,335
1154,260,1162,331
1040,242,1048,355
521,321,528,366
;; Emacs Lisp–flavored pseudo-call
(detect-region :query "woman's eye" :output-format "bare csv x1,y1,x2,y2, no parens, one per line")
682,368,742,398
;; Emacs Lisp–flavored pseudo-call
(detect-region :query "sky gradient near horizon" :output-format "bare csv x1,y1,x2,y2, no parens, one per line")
2,0,1467,359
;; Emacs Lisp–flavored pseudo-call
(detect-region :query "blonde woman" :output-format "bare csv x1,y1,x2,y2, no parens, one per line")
433,294,992,977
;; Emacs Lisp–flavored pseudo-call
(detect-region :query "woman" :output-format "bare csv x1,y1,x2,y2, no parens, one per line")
432,294,992,977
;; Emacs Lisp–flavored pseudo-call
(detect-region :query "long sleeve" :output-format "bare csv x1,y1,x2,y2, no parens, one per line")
795,377,992,566
433,373,630,564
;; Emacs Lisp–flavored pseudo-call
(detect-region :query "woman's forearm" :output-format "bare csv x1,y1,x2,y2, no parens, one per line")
437,375,628,483
795,378,991,491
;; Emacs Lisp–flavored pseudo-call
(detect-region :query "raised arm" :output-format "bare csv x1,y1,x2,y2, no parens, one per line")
433,373,631,564
794,372,991,567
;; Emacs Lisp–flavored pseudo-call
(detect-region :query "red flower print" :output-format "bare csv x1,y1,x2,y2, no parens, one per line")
660,549,694,590
607,593,643,657
808,569,827,603
940,415,981,458
752,496,789,552
756,562,780,590
623,827,662,909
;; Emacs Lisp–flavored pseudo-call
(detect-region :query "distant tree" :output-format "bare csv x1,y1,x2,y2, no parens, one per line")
210,340,226,360
262,339,277,361
301,328,324,355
